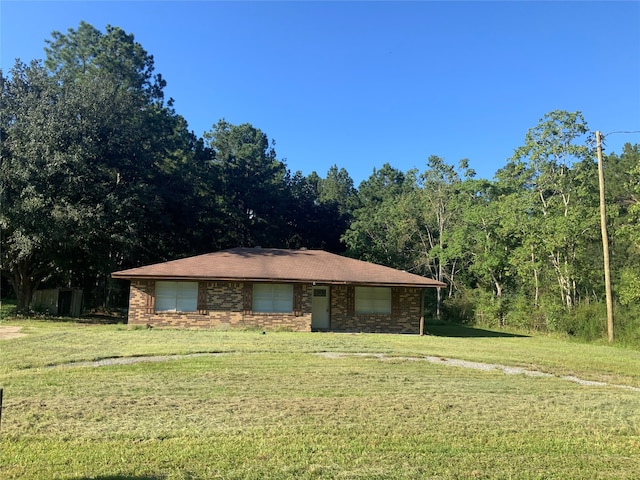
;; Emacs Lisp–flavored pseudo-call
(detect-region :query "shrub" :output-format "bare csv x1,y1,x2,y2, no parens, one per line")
542,303,608,341
503,293,546,331
441,292,476,324
611,304,640,348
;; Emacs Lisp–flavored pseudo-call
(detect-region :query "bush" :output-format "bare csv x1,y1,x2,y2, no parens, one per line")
503,293,546,331
471,289,505,328
1,299,17,318
558,303,608,341
436,288,640,348
537,301,565,333
612,304,640,348
441,292,476,324
442,288,507,328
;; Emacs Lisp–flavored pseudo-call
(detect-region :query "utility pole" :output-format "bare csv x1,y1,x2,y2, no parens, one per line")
596,131,614,343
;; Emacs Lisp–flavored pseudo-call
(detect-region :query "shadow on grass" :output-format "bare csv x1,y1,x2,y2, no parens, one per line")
19,313,128,325
425,322,529,338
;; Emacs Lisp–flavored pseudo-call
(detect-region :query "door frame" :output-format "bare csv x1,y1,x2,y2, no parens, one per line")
311,285,330,331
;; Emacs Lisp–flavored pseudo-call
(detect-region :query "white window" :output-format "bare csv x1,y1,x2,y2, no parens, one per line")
252,284,293,313
355,286,391,314
155,281,198,312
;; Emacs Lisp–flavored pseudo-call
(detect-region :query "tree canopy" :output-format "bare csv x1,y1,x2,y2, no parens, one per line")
2,22,640,345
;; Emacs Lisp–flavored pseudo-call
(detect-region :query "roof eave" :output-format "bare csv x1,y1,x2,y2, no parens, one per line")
111,273,446,288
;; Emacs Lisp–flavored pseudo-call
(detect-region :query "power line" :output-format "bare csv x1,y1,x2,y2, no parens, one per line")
590,131,640,151
603,130,640,136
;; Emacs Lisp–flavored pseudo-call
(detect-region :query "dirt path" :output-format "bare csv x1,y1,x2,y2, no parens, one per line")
317,352,640,392
47,350,640,392
3,327,637,392
0,326,25,340
56,352,225,368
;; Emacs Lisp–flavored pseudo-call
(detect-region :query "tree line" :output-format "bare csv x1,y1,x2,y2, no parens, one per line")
345,134,640,342
2,23,639,343
1,22,355,312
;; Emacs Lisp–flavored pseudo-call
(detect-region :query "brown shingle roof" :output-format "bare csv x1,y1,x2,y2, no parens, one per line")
112,248,445,288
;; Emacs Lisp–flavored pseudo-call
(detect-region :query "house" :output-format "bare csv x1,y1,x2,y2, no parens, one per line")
111,247,446,333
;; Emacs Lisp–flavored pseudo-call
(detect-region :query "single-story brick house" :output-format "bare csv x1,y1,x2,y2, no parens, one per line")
112,247,445,333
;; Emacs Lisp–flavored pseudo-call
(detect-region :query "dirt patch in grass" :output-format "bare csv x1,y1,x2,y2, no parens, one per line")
0,326,25,340
317,352,640,392
54,352,226,368
48,348,640,393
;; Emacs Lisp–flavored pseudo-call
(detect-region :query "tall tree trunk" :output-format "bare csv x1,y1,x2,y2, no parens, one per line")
448,258,457,298
550,251,572,308
436,255,442,319
531,246,539,308
492,273,504,327
493,277,503,299
10,262,40,313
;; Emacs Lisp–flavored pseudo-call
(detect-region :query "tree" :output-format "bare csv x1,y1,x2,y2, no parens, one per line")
309,165,358,252
614,144,640,307
203,120,289,248
1,61,65,312
0,59,162,311
44,21,165,105
1,23,196,311
279,170,347,252
409,156,472,317
318,165,359,216
510,110,596,309
342,164,417,267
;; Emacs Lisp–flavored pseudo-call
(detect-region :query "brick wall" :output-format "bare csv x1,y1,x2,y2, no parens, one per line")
329,285,422,333
128,280,423,333
128,280,312,331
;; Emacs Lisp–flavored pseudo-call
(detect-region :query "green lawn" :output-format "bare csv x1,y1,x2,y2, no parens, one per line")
1,320,639,479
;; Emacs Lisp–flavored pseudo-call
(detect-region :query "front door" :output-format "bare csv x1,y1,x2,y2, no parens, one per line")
311,286,330,330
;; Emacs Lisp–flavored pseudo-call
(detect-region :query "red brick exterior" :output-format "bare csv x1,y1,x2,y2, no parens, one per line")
329,285,422,333
127,280,423,333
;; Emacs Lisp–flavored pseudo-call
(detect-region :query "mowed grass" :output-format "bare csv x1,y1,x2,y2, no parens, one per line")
1,320,639,479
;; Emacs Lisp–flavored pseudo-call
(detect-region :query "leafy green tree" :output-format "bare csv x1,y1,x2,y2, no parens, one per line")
614,144,640,307
302,165,358,252
203,120,289,247
280,171,347,252
1,61,67,312
496,174,543,309
510,110,596,309
408,157,473,317
461,181,510,296
0,59,167,311
45,21,165,105
342,164,417,267
356,163,415,206
1,23,202,310
318,165,359,216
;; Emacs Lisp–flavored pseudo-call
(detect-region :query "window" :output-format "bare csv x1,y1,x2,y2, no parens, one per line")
355,286,391,314
155,281,198,312
252,284,293,313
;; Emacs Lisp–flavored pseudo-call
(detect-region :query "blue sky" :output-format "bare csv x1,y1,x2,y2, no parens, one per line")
2,1,639,185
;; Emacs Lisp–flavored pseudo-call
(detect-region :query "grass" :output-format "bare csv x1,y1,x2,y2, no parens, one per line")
1,319,640,479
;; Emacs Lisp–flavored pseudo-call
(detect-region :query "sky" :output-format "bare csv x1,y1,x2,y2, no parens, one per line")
2,1,639,185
